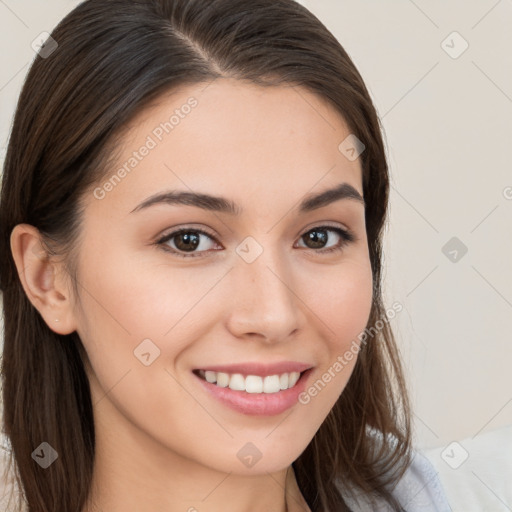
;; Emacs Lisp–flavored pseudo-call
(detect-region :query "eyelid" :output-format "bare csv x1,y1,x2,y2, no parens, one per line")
299,220,351,237
157,221,351,241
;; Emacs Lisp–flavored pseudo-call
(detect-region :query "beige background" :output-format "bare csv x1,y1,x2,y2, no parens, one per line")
1,0,511,454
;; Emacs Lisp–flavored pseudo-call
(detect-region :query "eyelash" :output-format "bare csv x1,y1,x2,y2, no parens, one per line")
155,224,356,259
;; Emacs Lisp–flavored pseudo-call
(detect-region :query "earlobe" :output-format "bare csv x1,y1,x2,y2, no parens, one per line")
9,223,77,335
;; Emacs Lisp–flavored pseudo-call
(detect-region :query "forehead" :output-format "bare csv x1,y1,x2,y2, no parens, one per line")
87,78,363,216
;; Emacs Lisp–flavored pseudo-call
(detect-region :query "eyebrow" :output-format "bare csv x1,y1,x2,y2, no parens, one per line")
129,182,365,215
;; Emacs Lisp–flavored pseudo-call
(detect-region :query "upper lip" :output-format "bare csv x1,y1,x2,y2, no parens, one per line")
194,361,313,377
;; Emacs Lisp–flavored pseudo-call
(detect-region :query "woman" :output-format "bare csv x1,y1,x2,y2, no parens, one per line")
0,0,451,511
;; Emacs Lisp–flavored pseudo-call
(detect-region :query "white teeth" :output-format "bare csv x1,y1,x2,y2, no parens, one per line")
216,372,229,387
246,375,263,393
198,370,303,393
263,375,280,393
205,370,217,383
228,373,245,391
289,371,300,387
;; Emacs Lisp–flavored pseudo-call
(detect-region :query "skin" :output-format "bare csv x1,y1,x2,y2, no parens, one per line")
11,78,373,512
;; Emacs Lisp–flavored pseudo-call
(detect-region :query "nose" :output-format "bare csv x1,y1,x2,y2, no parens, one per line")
225,244,303,343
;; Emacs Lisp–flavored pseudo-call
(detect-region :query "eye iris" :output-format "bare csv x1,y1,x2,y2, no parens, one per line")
175,232,200,251
305,229,327,249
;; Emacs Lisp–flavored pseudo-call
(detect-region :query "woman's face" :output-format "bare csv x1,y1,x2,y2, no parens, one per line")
72,78,373,475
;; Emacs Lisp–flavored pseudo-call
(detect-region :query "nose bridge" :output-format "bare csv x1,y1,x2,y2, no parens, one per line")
226,238,301,341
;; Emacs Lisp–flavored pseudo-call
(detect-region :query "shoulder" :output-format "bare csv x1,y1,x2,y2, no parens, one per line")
385,448,452,511
0,434,27,512
337,430,452,511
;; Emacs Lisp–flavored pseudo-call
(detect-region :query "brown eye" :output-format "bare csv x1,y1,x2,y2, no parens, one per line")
297,226,355,254
173,231,201,252
157,228,220,258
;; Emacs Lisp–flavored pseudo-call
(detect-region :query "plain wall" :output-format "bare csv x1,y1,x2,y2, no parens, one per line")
1,0,511,451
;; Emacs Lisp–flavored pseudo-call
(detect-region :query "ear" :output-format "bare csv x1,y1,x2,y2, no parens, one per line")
9,223,78,335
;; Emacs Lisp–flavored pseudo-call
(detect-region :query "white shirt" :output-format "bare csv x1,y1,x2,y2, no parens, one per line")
339,448,452,511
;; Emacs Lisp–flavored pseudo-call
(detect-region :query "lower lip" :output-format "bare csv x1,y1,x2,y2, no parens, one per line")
193,369,313,416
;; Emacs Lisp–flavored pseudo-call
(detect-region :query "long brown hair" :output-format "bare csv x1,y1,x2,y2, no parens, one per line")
0,1,412,511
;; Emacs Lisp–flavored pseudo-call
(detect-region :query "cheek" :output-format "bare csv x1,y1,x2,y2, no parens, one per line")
74,243,229,391
304,256,374,349
335,267,373,349
73,246,221,440
296,258,373,403
77,240,214,337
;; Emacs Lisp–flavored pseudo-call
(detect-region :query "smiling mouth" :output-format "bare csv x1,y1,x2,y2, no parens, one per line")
192,368,308,394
